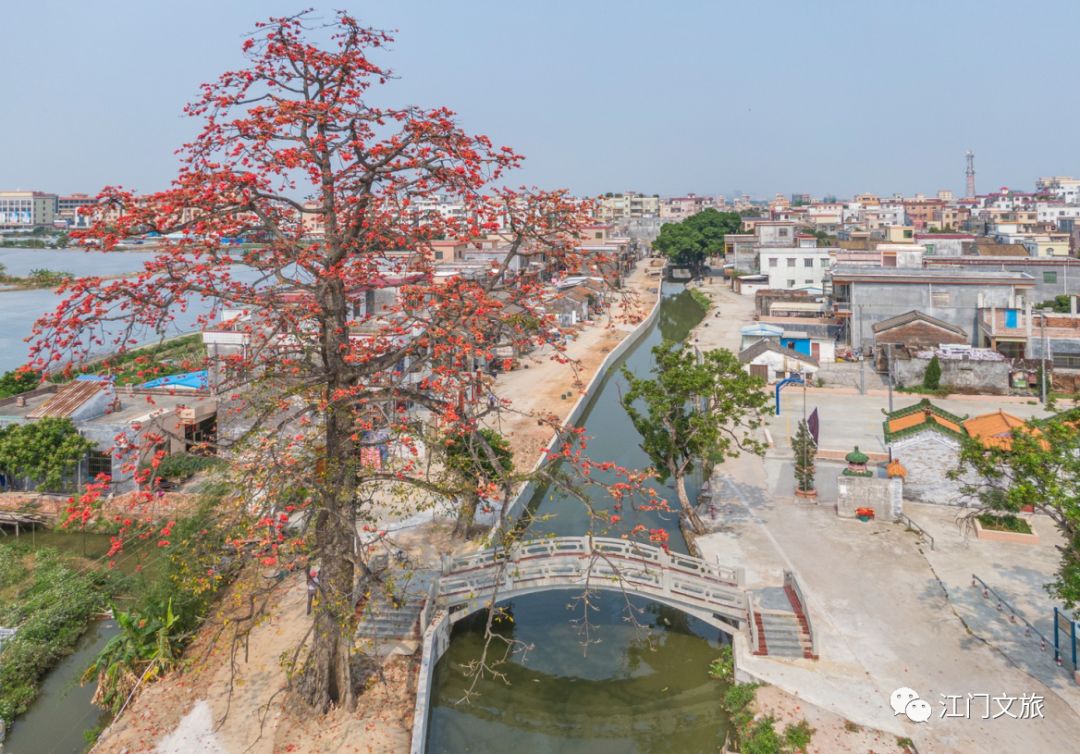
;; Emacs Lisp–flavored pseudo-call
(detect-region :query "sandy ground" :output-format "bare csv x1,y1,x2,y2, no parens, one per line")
91,263,660,754
486,262,657,465
754,686,909,754
94,572,417,754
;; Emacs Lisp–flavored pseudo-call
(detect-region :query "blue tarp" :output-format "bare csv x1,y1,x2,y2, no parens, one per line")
140,370,208,390
75,374,113,382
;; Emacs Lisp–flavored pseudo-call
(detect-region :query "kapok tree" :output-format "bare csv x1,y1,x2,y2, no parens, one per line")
29,12,604,713
620,341,770,534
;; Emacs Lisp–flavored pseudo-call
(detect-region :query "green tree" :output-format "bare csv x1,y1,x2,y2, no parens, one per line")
0,417,95,491
922,354,942,390
791,419,816,494
1036,295,1073,314
652,208,742,278
954,409,1080,608
0,368,41,399
444,428,513,535
620,341,770,533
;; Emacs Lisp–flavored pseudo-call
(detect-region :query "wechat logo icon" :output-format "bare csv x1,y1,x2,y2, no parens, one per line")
891,687,932,723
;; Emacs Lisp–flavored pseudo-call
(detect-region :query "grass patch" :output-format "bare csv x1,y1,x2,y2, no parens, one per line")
689,287,712,312
977,513,1033,534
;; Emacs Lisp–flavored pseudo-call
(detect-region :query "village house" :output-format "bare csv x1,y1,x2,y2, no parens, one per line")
827,266,1035,349
738,340,819,384
0,376,217,494
871,310,968,370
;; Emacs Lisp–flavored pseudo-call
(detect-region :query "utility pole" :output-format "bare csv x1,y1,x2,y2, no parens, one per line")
858,304,866,395
887,343,894,412
1040,311,1049,404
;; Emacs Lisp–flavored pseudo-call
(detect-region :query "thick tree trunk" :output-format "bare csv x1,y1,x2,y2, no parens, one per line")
298,279,359,712
675,472,705,535
455,492,479,537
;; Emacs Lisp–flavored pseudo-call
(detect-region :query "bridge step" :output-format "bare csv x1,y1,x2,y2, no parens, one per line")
751,587,817,660
355,569,438,643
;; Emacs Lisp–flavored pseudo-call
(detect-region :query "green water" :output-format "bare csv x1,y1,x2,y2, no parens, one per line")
428,285,732,753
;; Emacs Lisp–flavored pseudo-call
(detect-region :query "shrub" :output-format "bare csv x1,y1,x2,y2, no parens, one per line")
977,512,1032,534
152,453,224,482
922,355,942,391
0,368,41,399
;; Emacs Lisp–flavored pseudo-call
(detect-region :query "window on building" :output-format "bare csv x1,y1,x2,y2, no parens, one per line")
804,279,814,285
787,258,796,268
768,258,778,267
903,229,913,239
1044,271,1058,283
787,279,796,288
87,451,112,479
804,258,813,267
931,291,951,307
779,228,789,237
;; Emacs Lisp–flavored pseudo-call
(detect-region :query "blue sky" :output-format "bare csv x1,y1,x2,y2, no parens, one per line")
5,0,1080,198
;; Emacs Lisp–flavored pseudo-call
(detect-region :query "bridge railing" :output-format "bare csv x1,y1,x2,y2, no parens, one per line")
439,537,746,621
442,536,743,587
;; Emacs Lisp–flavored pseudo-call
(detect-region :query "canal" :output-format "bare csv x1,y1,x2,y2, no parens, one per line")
426,284,733,753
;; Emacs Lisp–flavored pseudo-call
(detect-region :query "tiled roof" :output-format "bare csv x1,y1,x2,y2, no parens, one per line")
738,339,819,367
974,243,1030,257
26,380,109,419
883,399,968,443
872,310,967,337
963,410,1029,450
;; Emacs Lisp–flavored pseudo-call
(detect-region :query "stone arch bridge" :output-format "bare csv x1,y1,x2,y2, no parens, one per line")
436,536,748,634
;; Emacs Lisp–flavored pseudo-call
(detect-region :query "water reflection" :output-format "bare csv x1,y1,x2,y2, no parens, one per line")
428,591,731,754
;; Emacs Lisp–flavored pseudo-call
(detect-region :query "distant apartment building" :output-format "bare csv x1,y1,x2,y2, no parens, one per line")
0,190,57,230
659,193,714,220
56,193,98,228
914,233,975,257
598,192,660,220
1036,203,1080,224
902,198,945,230
1036,176,1080,204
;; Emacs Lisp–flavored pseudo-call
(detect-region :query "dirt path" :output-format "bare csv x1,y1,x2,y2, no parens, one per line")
488,262,657,464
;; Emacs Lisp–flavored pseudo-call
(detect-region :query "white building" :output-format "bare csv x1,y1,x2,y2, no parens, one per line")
760,247,834,291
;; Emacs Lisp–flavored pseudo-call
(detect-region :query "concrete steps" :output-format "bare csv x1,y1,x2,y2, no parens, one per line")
355,569,437,646
750,585,817,660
